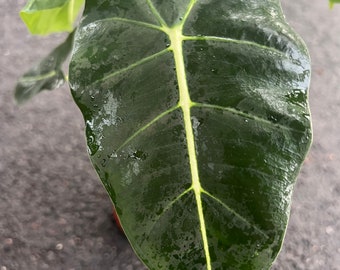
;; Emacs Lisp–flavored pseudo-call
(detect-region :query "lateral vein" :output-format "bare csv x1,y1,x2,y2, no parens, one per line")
92,49,170,85
97,17,164,31
192,102,303,133
202,190,269,238
183,35,287,57
146,0,168,27
116,105,179,152
147,187,193,235
181,0,198,26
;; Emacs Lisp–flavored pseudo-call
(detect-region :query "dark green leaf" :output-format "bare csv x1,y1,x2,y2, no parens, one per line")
20,0,84,35
15,32,74,104
69,1,312,269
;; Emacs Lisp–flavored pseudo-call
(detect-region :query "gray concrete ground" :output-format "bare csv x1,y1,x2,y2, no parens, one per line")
1,0,339,269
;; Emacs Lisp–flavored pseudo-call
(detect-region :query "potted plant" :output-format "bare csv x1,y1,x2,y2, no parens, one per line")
15,0,318,269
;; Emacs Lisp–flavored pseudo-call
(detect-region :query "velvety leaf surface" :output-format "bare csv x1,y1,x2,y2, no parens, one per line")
15,32,74,104
69,0,312,269
20,0,84,35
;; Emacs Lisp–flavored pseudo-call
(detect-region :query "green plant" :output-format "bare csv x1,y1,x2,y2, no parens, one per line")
16,0,314,269
330,0,340,8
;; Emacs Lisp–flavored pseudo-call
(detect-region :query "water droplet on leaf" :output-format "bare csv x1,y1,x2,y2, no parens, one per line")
130,150,147,161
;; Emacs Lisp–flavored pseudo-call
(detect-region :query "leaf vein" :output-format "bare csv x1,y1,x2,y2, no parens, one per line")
92,49,170,85
146,0,168,27
184,35,287,57
201,190,269,239
166,13,212,269
192,102,303,133
96,16,164,31
117,106,179,152
147,187,193,235
180,0,198,27
206,161,278,179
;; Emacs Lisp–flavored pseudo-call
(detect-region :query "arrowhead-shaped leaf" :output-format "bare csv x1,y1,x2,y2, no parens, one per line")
15,32,74,104
20,0,84,35
69,1,312,269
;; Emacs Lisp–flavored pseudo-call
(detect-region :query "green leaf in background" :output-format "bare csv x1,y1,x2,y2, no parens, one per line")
20,0,84,35
15,32,74,104
329,0,340,8
70,0,312,269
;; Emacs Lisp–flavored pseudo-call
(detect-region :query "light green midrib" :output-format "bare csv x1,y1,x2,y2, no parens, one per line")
68,0,75,25
164,24,212,270
19,70,57,83
140,1,213,268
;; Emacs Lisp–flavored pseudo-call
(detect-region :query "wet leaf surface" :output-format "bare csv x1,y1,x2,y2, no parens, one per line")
69,1,312,269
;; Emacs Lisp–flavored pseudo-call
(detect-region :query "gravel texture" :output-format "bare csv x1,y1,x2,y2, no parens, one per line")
1,0,339,269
